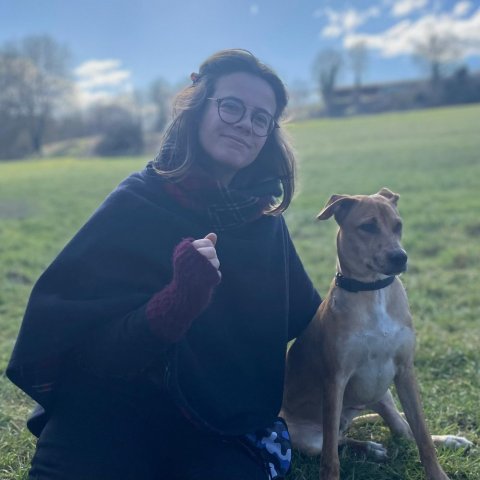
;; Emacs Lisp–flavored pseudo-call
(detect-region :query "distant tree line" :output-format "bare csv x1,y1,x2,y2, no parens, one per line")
1,33,480,160
0,36,71,158
0,35,175,160
312,33,480,118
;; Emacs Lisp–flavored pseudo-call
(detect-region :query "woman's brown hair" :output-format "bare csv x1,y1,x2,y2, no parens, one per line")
153,49,296,214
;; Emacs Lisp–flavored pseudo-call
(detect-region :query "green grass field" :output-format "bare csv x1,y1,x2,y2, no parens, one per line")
1,104,479,479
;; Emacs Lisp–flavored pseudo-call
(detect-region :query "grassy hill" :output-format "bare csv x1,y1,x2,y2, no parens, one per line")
1,104,479,479
41,131,164,158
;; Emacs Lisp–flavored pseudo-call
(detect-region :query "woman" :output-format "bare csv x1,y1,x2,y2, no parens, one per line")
8,49,321,480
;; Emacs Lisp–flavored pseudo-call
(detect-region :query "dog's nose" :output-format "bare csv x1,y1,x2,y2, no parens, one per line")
387,249,408,270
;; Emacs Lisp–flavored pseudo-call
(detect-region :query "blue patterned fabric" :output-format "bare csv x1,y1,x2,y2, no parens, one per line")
243,417,292,479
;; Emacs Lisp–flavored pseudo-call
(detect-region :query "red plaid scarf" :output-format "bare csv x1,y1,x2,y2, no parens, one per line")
162,166,282,231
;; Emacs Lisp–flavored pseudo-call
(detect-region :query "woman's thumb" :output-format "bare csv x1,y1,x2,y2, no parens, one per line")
205,232,217,246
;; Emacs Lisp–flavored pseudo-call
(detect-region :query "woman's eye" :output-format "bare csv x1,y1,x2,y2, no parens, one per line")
221,100,242,115
359,223,379,234
253,113,269,128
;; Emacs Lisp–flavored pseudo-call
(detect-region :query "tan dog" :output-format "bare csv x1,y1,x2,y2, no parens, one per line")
281,188,472,480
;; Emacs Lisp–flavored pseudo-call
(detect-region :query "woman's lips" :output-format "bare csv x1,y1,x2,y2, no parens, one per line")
222,134,250,148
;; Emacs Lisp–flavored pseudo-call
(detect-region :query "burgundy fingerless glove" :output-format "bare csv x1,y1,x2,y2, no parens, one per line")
146,238,221,342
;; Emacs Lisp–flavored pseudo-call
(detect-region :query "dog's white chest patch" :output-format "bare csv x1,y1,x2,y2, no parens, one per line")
371,301,398,338
343,293,413,406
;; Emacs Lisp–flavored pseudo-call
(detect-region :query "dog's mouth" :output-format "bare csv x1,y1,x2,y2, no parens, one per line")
382,263,408,276
367,259,408,276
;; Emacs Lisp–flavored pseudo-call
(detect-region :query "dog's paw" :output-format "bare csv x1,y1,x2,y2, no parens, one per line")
344,439,388,461
431,435,474,450
365,441,389,461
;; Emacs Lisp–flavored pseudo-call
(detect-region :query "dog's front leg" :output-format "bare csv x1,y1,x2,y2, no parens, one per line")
320,373,346,480
372,389,413,439
394,364,450,480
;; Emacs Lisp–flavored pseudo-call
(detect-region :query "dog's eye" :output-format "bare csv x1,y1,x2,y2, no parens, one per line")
394,222,403,235
359,222,379,234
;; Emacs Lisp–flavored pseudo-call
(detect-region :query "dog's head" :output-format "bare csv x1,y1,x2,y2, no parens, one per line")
317,188,407,278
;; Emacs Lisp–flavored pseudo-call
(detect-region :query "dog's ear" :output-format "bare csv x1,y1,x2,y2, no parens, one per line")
317,195,357,224
376,187,399,205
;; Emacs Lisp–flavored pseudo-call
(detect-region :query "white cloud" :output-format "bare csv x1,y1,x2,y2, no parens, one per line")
75,89,114,106
76,70,131,90
392,0,428,17
452,1,472,17
319,7,380,38
74,59,133,107
74,59,121,77
75,59,131,89
344,8,480,59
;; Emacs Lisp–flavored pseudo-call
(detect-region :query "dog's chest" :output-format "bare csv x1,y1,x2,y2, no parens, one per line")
342,295,414,406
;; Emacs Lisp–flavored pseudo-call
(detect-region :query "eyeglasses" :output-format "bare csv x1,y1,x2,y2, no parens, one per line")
207,97,279,137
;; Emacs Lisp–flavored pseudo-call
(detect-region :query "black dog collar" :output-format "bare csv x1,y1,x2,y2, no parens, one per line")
335,272,396,293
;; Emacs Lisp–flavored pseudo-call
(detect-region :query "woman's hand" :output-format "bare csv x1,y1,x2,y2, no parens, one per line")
192,233,221,278
146,234,221,342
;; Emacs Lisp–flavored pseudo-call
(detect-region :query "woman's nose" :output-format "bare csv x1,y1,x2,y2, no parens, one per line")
234,113,253,134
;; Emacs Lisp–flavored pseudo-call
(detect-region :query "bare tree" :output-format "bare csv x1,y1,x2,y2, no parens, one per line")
149,78,171,132
0,54,36,158
347,41,369,110
312,49,343,116
92,104,144,156
0,35,72,156
413,31,462,91
287,79,315,120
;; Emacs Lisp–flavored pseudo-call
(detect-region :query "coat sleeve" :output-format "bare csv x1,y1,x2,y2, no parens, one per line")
74,303,163,378
6,171,217,411
74,239,221,378
285,231,322,340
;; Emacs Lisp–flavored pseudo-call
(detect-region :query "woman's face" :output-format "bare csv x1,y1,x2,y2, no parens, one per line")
198,71,277,186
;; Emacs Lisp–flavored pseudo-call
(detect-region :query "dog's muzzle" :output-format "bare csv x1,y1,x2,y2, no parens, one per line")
385,249,408,274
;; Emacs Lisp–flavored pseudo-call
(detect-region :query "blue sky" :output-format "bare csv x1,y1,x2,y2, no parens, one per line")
1,0,479,106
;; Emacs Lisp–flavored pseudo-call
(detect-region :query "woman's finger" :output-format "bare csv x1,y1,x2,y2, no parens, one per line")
196,246,218,260
204,232,217,246
192,238,214,249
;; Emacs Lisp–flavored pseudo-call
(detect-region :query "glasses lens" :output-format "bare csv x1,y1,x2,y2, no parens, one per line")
252,111,273,136
216,97,275,136
218,98,244,123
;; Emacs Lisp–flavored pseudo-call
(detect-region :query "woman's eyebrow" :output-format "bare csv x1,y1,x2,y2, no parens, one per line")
224,95,275,116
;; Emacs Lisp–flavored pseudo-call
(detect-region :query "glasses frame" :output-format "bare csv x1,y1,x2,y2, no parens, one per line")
207,97,279,137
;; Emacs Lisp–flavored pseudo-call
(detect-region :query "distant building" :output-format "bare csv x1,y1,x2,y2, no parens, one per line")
327,70,480,116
